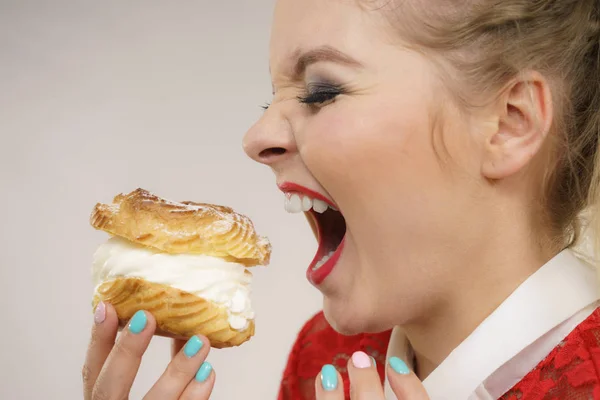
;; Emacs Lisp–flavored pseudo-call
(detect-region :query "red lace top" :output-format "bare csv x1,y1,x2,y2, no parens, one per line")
278,309,600,399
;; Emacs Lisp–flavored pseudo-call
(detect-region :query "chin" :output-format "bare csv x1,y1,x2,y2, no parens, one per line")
322,296,392,336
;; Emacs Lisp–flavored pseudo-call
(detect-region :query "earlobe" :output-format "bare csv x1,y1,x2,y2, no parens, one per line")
481,73,553,180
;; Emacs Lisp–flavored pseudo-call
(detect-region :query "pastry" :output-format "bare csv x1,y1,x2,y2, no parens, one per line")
89,188,271,348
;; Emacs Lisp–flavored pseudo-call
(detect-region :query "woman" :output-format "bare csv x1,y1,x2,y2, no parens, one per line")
82,0,600,399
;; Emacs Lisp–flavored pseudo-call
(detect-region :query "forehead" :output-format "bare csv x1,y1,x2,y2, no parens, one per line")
269,0,390,76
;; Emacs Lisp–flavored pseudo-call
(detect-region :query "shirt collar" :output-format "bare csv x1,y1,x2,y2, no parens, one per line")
385,249,600,399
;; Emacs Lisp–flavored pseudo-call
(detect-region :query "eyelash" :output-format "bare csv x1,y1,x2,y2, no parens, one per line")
261,84,344,111
298,84,343,106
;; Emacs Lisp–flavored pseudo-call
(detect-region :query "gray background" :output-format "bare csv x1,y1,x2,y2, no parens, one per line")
0,1,322,398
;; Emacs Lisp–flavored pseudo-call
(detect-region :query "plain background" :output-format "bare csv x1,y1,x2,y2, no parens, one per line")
0,1,324,398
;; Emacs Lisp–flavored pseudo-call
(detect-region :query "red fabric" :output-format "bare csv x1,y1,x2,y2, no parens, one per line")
277,311,391,399
499,308,600,400
278,308,600,400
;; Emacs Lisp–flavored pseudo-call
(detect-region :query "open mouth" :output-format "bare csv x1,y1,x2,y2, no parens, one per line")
280,183,347,285
307,207,346,273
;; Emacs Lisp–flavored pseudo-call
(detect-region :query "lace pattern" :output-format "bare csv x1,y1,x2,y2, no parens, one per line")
499,308,600,400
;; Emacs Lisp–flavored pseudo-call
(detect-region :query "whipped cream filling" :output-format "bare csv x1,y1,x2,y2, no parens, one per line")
92,236,254,331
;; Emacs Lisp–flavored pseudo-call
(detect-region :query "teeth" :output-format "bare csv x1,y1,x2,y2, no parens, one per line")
285,194,303,213
284,194,337,214
312,199,328,214
313,256,329,270
301,196,312,212
312,250,336,271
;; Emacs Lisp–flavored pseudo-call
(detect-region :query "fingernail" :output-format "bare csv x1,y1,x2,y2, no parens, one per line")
94,301,106,324
195,362,213,383
389,356,410,375
128,310,147,334
370,356,376,366
352,351,372,368
320,364,338,391
184,336,203,358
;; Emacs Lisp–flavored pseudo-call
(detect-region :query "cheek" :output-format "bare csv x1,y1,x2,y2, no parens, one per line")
300,96,442,204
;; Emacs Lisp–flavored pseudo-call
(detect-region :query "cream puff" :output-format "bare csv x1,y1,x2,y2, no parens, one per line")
89,188,271,348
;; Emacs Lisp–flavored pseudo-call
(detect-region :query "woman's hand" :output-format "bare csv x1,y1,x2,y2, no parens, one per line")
82,302,216,400
315,351,430,400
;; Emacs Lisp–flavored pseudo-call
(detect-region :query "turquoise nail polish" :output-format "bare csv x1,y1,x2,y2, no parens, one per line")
389,357,410,375
320,364,338,391
128,311,147,334
195,362,213,383
184,336,203,358
370,356,376,366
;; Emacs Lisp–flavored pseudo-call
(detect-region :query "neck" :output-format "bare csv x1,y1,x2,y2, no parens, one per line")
400,236,558,380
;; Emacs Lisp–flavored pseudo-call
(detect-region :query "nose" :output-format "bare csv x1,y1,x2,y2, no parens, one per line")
243,108,297,167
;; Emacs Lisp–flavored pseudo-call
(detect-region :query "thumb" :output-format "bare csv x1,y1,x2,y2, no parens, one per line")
387,357,430,400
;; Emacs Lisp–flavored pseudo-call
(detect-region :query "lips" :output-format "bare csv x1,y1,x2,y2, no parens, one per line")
278,182,347,285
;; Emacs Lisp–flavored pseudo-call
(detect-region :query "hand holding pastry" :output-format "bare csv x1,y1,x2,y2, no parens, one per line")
83,189,271,398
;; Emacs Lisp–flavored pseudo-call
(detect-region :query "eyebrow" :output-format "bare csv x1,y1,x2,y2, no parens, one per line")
292,45,364,78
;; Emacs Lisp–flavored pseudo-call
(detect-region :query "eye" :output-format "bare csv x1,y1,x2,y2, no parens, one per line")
261,102,271,111
298,83,344,108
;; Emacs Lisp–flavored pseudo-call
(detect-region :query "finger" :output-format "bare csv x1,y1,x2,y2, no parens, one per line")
315,364,344,400
144,335,211,400
179,362,216,400
82,302,119,400
347,351,385,399
171,339,186,359
387,357,429,400
92,310,156,400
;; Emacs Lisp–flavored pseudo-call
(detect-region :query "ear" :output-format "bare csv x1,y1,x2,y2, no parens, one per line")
481,72,553,180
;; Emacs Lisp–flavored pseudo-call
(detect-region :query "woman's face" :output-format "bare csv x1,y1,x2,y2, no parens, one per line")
244,0,487,334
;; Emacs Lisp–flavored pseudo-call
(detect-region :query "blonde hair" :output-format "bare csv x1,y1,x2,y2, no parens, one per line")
367,0,600,260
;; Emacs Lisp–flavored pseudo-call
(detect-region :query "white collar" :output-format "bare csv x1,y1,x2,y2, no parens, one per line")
385,249,600,399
